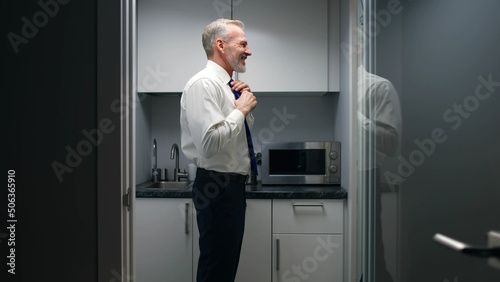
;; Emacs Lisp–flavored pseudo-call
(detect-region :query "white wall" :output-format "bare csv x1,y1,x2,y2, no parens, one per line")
135,94,152,184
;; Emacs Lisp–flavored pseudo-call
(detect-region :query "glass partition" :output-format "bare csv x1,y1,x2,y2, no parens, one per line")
356,0,500,281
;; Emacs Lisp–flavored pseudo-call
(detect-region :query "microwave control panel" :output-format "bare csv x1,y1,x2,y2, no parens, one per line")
325,142,341,184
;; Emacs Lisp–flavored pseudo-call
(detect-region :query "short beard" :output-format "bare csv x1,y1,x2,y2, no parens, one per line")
228,52,246,73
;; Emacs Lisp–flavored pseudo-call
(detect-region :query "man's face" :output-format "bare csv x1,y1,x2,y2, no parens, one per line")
225,24,252,73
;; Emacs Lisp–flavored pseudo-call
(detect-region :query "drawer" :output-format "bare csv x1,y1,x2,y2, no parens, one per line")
273,199,344,234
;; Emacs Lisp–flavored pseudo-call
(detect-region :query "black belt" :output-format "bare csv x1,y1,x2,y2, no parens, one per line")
196,168,248,184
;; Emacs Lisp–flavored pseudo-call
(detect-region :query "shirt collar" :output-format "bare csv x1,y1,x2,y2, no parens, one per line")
206,60,232,85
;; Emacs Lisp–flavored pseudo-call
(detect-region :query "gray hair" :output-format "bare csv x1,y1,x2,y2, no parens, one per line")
202,18,244,58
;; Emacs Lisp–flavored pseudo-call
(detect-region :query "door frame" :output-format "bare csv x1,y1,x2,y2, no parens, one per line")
97,0,136,281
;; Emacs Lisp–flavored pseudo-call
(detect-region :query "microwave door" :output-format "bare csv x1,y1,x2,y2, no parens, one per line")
261,141,341,185
269,149,326,176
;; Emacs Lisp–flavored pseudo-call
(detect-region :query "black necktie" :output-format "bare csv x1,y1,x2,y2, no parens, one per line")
229,79,258,175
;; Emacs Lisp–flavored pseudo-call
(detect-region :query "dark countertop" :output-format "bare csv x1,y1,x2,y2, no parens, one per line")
136,181,347,199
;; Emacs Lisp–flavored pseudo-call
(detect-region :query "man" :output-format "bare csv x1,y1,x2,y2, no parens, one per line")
180,19,257,282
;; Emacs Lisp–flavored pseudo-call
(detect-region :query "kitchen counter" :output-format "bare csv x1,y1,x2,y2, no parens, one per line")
135,181,347,199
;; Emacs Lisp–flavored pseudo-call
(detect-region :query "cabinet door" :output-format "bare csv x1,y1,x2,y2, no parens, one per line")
328,0,340,92
273,234,343,282
138,0,219,93
234,0,328,93
135,198,192,282
236,199,272,282
193,199,273,282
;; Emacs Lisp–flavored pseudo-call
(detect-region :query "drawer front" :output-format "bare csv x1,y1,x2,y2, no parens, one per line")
273,199,344,234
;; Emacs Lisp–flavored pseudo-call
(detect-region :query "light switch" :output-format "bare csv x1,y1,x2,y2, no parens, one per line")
488,231,500,270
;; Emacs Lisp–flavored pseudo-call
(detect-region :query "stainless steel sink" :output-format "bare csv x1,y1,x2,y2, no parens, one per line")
144,181,191,190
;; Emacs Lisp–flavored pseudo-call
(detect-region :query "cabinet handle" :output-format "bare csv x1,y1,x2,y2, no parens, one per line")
185,202,189,234
276,238,280,271
292,202,324,207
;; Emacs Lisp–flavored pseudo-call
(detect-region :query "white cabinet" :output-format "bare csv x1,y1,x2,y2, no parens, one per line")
273,234,343,282
234,0,331,93
138,0,340,94
328,0,341,92
236,199,272,282
273,199,344,234
193,199,273,282
137,0,219,93
134,198,193,282
136,197,344,282
272,199,344,282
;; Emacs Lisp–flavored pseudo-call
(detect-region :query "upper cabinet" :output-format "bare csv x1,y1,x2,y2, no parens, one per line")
235,0,335,93
138,0,339,93
137,0,220,93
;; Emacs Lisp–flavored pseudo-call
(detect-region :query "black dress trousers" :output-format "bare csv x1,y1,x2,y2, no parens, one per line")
192,168,247,282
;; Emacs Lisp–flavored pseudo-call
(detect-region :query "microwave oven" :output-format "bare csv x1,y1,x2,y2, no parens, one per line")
261,141,341,185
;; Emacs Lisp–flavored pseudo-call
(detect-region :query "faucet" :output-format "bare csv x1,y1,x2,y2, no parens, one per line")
170,143,188,182
153,138,158,169
152,138,160,182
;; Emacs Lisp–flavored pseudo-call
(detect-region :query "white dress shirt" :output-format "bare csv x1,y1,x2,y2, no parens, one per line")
180,60,254,175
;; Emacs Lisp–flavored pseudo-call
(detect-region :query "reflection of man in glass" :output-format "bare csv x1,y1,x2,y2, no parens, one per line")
357,27,402,282
358,64,402,169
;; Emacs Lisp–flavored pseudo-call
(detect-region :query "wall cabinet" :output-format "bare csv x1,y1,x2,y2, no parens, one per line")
137,0,219,93
135,198,193,282
138,0,340,93
234,0,330,93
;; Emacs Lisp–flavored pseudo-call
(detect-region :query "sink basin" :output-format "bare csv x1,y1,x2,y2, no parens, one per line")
145,181,191,190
